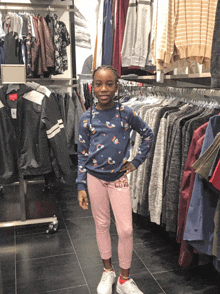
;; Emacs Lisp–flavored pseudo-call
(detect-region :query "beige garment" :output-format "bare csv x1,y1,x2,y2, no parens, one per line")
175,0,218,69
151,0,175,70
151,0,218,70
192,132,220,180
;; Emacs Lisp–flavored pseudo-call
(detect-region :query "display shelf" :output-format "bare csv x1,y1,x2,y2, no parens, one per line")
0,3,74,11
121,72,212,87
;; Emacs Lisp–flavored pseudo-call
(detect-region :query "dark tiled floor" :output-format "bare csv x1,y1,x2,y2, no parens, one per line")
0,166,220,294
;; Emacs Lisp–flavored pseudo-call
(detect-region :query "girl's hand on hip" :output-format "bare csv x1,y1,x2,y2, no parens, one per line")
120,161,136,175
78,190,89,210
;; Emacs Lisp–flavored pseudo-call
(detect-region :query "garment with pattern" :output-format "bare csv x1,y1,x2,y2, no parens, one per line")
76,102,154,191
45,13,70,75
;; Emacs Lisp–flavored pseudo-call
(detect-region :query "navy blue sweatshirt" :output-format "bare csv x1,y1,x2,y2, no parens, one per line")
76,102,154,190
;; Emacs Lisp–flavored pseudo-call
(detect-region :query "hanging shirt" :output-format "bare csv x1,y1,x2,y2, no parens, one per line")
0,13,6,39
76,102,154,191
95,0,105,67
102,0,113,65
112,0,130,75
184,115,220,257
121,0,153,68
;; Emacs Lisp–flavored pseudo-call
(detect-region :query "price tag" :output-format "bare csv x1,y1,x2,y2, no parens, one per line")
11,108,17,119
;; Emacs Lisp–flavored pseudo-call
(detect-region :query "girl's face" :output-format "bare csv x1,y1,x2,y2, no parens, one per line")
93,69,118,110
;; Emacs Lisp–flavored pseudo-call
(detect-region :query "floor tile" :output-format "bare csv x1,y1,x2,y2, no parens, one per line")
2,279,16,294
16,229,75,260
76,234,142,273
75,234,130,270
65,216,117,244
113,271,164,294
16,253,86,294
0,253,15,281
1,172,220,294
83,261,162,294
133,241,181,274
0,232,15,282
153,263,220,294
43,285,90,293
60,200,93,220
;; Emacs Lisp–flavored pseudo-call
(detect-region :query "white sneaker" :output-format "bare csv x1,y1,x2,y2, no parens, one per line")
97,270,116,294
116,277,144,294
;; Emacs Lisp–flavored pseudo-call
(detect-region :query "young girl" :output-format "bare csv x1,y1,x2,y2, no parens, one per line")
76,65,154,294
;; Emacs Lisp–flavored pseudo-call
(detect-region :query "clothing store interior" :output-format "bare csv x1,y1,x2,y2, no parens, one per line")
1,0,220,293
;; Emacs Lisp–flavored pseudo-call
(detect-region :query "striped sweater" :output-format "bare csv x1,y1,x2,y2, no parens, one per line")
151,0,218,70
175,0,218,69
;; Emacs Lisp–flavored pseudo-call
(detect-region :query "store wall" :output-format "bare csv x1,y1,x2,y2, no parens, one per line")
74,0,97,75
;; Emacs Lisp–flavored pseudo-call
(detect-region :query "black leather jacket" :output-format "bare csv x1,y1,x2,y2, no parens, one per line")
0,84,72,184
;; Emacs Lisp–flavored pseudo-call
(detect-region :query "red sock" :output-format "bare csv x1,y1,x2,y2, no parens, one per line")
119,276,130,284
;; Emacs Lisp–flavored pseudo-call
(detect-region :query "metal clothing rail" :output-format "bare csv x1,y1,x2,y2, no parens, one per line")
144,86,220,99
120,81,220,98
121,72,211,81
0,4,75,12
26,78,78,88
118,82,220,105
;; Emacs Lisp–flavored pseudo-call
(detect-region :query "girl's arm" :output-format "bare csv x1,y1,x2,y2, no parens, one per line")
76,115,90,191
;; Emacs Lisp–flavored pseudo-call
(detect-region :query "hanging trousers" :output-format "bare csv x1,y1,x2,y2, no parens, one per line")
87,173,133,269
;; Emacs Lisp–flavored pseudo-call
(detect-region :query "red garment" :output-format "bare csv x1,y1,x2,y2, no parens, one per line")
209,112,220,190
31,16,41,74
112,0,129,76
37,16,54,74
177,122,208,267
39,16,54,69
32,16,54,76
209,159,220,190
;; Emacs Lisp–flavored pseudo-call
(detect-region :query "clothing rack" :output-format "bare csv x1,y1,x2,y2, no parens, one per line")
121,73,212,87
0,174,58,233
143,86,220,99
0,81,64,233
119,81,220,100
0,4,75,13
25,78,78,89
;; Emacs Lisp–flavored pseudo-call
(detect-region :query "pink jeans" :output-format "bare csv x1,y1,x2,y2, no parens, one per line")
87,173,133,269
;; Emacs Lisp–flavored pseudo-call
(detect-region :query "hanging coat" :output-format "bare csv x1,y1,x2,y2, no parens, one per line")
184,115,220,257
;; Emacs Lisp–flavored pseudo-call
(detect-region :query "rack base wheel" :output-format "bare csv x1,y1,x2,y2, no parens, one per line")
46,218,58,234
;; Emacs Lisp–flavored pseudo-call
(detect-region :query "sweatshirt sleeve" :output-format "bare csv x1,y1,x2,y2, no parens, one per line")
76,114,90,191
128,109,154,169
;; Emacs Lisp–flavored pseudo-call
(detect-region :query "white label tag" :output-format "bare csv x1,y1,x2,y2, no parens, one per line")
11,108,17,119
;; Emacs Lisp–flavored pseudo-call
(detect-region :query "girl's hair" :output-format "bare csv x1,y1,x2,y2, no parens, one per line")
89,65,123,132
92,65,120,86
